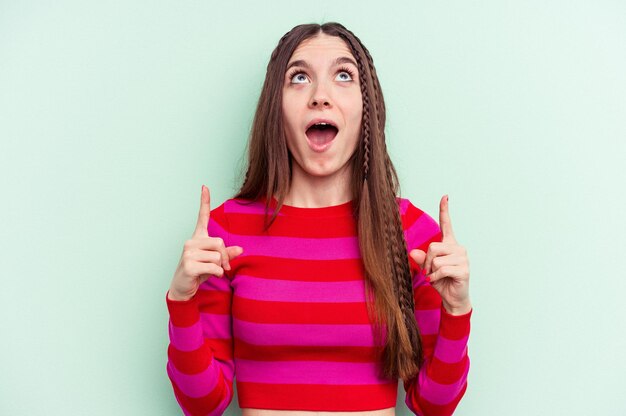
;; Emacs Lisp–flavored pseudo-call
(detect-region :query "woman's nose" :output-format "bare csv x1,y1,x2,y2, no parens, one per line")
308,84,332,108
309,96,331,108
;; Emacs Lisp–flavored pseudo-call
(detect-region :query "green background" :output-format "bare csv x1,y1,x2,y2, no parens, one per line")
1,1,625,414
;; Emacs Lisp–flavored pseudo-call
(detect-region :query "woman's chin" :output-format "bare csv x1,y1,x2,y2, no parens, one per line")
296,161,351,181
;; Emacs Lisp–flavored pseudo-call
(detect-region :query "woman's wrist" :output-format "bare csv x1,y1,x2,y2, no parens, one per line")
167,289,193,302
442,300,472,316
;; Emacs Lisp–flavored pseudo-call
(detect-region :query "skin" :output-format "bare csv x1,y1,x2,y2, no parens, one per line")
170,32,471,416
281,33,363,208
410,195,472,316
167,185,243,302
243,33,395,416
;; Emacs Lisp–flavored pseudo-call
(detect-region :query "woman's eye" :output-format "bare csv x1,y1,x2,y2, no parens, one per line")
336,71,353,82
290,73,309,84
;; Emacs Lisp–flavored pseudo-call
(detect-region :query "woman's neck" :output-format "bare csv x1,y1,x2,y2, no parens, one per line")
284,163,352,208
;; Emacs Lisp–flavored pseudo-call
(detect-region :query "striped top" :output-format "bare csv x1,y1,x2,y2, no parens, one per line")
166,197,472,415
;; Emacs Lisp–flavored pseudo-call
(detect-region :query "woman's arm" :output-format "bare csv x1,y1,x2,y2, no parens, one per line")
166,287,235,415
403,284,472,415
400,198,472,415
166,204,237,416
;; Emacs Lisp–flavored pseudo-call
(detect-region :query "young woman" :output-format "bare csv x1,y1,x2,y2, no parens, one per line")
166,22,472,416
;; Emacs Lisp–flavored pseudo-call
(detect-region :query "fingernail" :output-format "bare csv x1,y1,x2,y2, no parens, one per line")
425,276,431,283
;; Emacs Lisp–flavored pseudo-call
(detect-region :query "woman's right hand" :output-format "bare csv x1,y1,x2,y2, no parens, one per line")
168,185,243,301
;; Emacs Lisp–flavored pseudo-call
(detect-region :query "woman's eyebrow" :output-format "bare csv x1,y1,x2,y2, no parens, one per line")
333,56,358,68
285,56,358,71
286,60,310,71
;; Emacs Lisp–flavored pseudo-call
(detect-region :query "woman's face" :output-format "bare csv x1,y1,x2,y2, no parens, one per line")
282,33,363,182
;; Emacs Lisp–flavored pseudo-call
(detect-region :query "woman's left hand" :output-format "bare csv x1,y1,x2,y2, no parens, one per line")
409,195,471,315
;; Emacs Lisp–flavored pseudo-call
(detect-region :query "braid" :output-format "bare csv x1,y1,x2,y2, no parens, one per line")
381,137,423,371
364,40,423,370
339,33,370,180
340,27,423,378
386,191,423,365
381,177,422,374
361,47,385,143
362,95,371,180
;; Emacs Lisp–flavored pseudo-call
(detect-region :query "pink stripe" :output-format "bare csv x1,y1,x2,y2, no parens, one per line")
231,275,366,302
234,358,389,385
211,383,233,416
415,308,440,335
209,219,361,260
223,200,280,216
434,335,469,363
231,234,361,260
199,278,232,292
404,211,440,249
233,319,380,346
418,357,469,405
208,217,230,241
199,313,232,339
169,320,204,352
397,197,410,215
167,360,233,398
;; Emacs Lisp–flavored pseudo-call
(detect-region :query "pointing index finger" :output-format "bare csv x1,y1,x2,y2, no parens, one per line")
439,194,456,242
193,185,211,237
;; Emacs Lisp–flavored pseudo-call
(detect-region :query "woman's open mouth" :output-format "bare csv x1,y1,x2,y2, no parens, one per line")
305,121,338,152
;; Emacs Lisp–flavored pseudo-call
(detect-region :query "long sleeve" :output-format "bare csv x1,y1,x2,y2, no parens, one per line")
166,204,235,416
401,200,472,415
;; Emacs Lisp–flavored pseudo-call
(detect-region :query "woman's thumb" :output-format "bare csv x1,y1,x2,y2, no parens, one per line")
409,249,426,269
226,246,244,260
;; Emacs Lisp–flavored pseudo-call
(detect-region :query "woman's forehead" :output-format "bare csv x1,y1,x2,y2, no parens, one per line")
288,33,354,64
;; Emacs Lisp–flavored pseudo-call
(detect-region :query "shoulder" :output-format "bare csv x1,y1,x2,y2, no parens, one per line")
207,197,260,232
396,197,436,229
211,198,266,218
396,197,442,250
208,198,267,237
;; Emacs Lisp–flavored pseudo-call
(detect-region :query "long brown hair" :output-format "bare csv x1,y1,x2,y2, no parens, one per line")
235,22,422,381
